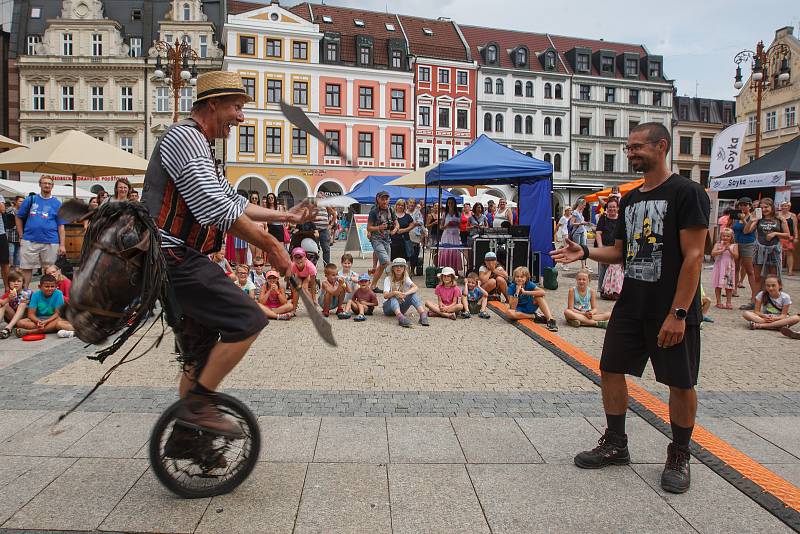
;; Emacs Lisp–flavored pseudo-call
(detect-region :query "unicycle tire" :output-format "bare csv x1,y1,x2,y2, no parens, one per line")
149,392,261,498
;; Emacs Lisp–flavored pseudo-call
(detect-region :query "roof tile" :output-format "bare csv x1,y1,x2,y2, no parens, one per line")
398,16,468,62
460,26,559,73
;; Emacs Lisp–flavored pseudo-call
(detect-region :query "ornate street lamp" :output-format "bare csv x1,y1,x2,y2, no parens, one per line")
153,38,199,123
733,41,791,158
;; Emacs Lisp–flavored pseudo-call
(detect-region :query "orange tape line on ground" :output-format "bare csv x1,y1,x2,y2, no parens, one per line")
491,302,800,511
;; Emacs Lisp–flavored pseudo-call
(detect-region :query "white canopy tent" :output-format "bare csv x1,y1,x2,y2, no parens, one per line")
0,178,94,200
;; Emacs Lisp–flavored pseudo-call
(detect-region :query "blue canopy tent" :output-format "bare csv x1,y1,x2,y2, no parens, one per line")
425,134,555,269
348,174,461,204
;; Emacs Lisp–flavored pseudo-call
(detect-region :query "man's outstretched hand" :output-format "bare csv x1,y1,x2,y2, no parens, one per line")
286,199,317,225
550,238,584,264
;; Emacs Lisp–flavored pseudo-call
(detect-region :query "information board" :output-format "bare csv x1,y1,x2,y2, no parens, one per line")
344,214,373,257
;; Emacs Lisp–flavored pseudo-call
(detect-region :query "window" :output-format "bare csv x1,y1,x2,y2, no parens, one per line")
457,109,468,130
544,51,556,70
92,33,103,56
649,62,661,78
385,23,395,31
515,81,523,96
163,34,173,44
579,152,590,171
653,91,662,107
266,38,281,58
484,113,492,132
420,67,431,82
266,79,282,104
577,53,590,72
265,127,281,154
629,89,639,105
579,117,590,136
120,136,134,154
292,128,307,155
439,148,449,162
700,138,712,156
748,115,757,134
628,120,639,133
514,115,523,134
438,107,450,128
604,154,615,172
604,119,615,137
358,87,373,109
700,106,710,122
544,83,552,98
419,148,430,167
423,28,433,36
679,136,692,155
766,111,777,131
723,108,733,124
484,78,493,94
242,77,255,101
419,106,430,127
325,41,338,62
391,89,405,112
239,125,255,153
495,114,503,132
358,132,373,158
63,33,73,56
517,48,528,67
555,84,562,99
554,153,562,172
359,46,371,65
132,8,142,20
27,35,41,55
605,87,615,103
240,35,255,55
183,3,191,20
525,116,533,134
579,85,590,100
625,58,638,77
457,71,468,85
495,79,504,94
293,81,308,106
129,37,142,57
91,86,104,111
292,41,308,60
544,117,552,135
786,106,796,128
179,87,192,112
391,50,402,69
324,131,340,156
438,69,450,84
354,19,365,27
555,118,562,136
198,35,207,58
325,84,340,107
31,134,45,143
700,170,710,187
544,153,551,163
322,15,333,23
156,86,169,112
679,168,692,179
61,86,74,111
600,56,614,74
487,45,497,63
525,81,533,97
391,134,404,159
32,85,45,111
31,7,41,17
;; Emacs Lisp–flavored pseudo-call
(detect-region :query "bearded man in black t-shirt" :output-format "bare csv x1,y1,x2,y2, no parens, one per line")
552,122,709,494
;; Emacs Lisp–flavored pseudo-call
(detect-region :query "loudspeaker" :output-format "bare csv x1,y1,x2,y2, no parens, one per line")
507,238,530,274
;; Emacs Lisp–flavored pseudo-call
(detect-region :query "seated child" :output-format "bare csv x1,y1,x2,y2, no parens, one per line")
319,262,351,319
209,250,235,280
258,270,293,320
349,273,378,321
14,274,74,337
742,275,800,331
478,251,509,302
462,272,490,319
0,271,32,339
564,269,610,328
424,266,464,320
233,264,257,299
506,266,558,331
382,257,429,327
289,247,317,312
249,256,267,298
44,264,71,303
339,253,359,302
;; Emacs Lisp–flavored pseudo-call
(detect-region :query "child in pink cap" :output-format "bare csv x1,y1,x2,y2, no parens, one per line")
289,247,318,311
258,270,293,320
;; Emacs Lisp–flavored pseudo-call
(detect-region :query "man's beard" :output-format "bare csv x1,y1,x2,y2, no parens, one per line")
630,158,651,173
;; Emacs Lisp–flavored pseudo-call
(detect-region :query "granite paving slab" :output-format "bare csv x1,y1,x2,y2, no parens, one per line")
587,415,679,464
697,417,799,463
313,417,388,463
0,411,109,457
515,416,601,464
387,417,465,463
763,463,800,487
0,411,48,443
0,457,76,524
62,413,159,459
732,416,800,458
258,416,320,463
451,417,542,464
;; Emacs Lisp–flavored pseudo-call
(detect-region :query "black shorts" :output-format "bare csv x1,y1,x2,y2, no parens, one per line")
600,315,700,389
0,235,8,264
164,246,267,345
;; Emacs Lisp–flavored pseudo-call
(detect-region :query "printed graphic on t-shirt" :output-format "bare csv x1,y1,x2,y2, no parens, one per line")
624,199,668,282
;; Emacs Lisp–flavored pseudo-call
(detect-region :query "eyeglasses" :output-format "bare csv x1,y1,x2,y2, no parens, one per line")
623,141,660,153
253,264,265,267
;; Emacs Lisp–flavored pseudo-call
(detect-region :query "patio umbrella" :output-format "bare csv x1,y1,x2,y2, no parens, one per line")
0,134,26,150
0,130,149,197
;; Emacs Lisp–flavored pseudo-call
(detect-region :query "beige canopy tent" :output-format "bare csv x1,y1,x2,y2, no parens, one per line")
0,130,149,197
0,134,26,150
0,178,93,200
385,166,429,188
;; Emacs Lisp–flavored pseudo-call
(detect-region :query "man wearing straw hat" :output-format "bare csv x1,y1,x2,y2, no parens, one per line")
142,71,316,439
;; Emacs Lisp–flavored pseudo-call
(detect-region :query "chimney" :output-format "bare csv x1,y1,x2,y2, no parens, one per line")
776,26,793,40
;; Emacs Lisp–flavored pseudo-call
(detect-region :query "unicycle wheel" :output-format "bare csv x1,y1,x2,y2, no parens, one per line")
149,392,260,498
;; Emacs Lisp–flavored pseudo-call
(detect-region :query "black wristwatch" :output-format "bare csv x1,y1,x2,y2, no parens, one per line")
673,307,688,320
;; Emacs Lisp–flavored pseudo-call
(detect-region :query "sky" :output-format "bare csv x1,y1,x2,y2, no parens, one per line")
276,0,800,101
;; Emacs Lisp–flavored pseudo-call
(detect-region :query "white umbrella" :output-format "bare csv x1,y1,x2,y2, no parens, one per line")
0,134,26,150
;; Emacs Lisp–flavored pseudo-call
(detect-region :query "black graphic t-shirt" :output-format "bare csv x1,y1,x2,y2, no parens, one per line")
614,174,710,324
756,218,781,246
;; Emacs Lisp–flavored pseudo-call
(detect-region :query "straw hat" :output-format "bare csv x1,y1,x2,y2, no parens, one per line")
195,71,254,104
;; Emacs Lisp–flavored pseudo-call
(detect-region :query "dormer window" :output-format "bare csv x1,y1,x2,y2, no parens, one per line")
625,57,638,77
323,32,340,63
360,46,371,64
544,51,556,71
385,23,395,31
356,35,373,67
600,56,614,74
322,15,333,23
649,61,661,78
354,19,365,27
576,53,590,72
183,3,191,21
422,28,433,36
391,49,402,69
516,47,527,67
486,44,498,64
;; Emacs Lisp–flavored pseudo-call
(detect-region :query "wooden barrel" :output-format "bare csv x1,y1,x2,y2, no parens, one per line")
64,223,86,261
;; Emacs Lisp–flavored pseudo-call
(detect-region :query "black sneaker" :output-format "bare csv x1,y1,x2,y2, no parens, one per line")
546,319,559,332
661,442,691,494
574,429,630,469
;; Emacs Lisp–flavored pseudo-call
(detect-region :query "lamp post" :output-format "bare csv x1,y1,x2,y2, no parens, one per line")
733,41,791,159
152,38,199,123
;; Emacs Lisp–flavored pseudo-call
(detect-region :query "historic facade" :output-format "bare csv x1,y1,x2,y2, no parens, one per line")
672,95,735,186
735,26,800,163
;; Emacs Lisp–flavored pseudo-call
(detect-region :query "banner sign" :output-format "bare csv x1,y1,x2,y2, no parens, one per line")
709,122,748,178
344,214,373,256
709,171,785,191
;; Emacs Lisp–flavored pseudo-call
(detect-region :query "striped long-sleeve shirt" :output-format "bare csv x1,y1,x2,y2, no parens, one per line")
157,123,247,249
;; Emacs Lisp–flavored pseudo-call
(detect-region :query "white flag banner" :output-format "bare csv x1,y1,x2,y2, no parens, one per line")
709,122,748,178
709,170,786,191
